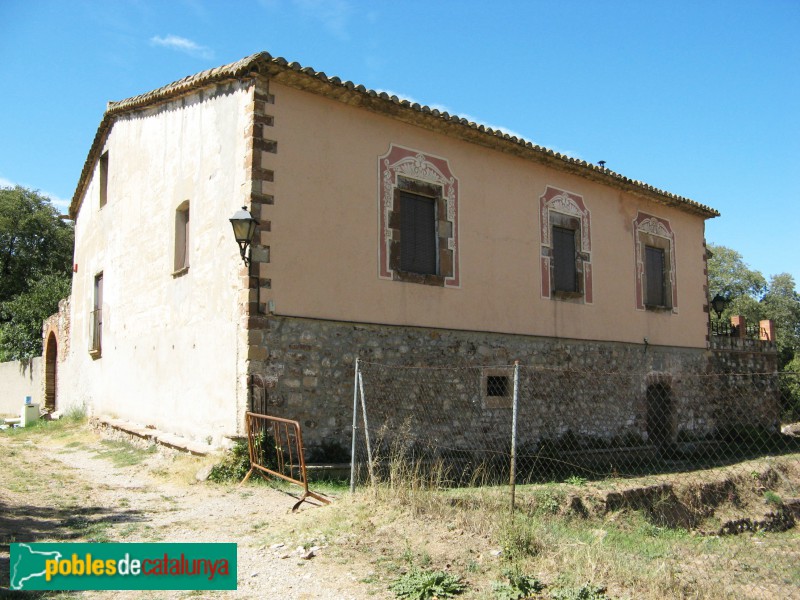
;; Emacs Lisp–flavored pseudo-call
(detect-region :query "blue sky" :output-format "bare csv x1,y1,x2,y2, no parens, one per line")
1,0,798,286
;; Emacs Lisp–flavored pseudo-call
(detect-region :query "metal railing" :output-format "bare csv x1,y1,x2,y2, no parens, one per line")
710,320,768,340
241,412,330,511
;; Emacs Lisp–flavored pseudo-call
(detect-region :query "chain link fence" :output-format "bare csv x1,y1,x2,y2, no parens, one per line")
352,361,799,486
348,360,800,596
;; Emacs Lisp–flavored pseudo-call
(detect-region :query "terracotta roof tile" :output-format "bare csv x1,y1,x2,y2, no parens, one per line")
70,51,720,219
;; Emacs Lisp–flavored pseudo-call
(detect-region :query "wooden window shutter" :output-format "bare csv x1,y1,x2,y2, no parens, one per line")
553,226,577,293
400,192,437,275
645,246,666,306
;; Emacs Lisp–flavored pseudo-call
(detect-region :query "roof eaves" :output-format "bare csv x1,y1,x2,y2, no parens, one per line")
70,51,721,220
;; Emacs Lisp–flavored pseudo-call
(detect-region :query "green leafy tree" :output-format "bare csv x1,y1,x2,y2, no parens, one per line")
0,186,73,303
780,355,800,422
708,245,800,363
0,274,71,360
0,186,74,360
708,245,800,419
706,243,767,325
762,273,800,368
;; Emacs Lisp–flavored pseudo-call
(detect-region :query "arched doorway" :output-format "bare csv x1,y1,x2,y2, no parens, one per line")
45,332,58,411
646,382,672,451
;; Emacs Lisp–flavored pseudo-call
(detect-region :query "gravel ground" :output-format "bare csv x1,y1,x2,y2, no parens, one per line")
0,425,384,599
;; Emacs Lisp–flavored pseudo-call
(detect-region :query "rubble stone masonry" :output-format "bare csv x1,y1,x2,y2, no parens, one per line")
246,315,779,454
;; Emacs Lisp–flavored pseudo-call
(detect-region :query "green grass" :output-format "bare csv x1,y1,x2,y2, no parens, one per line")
92,439,157,467
0,407,87,440
63,513,113,543
550,583,609,599
763,490,783,506
327,461,800,600
118,523,140,539
491,570,545,599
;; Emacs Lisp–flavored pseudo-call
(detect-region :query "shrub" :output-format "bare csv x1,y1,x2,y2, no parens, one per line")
389,568,466,599
208,438,251,483
491,570,545,599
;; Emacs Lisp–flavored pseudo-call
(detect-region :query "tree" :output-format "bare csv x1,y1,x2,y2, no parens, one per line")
0,186,74,360
707,244,800,366
0,186,74,304
762,273,800,368
0,274,71,360
708,245,800,420
780,355,800,422
706,243,767,325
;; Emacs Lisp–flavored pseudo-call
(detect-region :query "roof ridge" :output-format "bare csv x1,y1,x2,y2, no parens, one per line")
71,51,720,219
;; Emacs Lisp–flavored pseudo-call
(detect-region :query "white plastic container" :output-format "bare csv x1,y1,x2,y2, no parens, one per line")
21,403,39,427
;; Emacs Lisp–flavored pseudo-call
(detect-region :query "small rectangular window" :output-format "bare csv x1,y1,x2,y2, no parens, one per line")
486,375,510,398
174,202,190,274
399,191,437,275
645,246,666,307
483,370,513,408
99,152,108,208
90,272,103,356
552,226,578,293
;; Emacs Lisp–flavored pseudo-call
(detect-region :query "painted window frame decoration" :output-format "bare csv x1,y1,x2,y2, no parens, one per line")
378,144,460,287
633,212,678,312
539,185,592,303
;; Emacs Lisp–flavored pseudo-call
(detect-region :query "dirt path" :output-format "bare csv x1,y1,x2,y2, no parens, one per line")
0,425,383,599
4,422,800,599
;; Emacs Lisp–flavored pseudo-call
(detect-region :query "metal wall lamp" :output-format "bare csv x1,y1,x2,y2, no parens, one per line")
710,293,729,319
229,206,259,266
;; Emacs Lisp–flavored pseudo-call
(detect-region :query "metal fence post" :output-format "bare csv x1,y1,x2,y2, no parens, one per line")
349,358,360,493
358,371,376,486
510,360,519,512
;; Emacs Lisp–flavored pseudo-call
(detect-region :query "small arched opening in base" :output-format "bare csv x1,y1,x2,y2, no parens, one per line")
44,332,58,411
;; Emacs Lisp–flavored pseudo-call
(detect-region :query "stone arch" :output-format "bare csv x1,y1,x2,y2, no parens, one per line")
645,375,674,451
44,331,58,411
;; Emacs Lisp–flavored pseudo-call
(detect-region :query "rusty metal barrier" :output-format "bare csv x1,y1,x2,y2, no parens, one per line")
241,412,331,511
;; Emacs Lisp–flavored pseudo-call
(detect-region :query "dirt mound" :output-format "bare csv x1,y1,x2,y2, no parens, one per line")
566,459,800,536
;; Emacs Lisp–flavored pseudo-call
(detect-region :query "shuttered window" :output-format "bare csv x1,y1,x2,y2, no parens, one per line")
91,273,103,355
645,245,666,306
99,151,108,208
174,202,190,273
553,226,577,293
400,192,437,275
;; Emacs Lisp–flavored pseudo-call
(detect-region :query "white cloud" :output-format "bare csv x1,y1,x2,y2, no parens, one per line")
0,176,70,209
372,92,554,149
293,0,352,41
373,89,419,104
44,193,71,210
150,35,214,60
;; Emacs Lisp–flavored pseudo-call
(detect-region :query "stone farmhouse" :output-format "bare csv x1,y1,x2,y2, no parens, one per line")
39,51,777,454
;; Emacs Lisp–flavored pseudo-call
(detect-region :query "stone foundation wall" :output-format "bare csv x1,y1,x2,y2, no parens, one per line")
247,316,780,455
706,344,780,432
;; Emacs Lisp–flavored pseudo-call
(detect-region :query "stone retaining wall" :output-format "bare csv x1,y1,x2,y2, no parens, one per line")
247,316,780,455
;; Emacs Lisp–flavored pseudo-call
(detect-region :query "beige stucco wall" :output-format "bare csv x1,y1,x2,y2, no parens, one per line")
61,70,713,446
266,81,709,348
63,82,253,445
0,358,42,417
